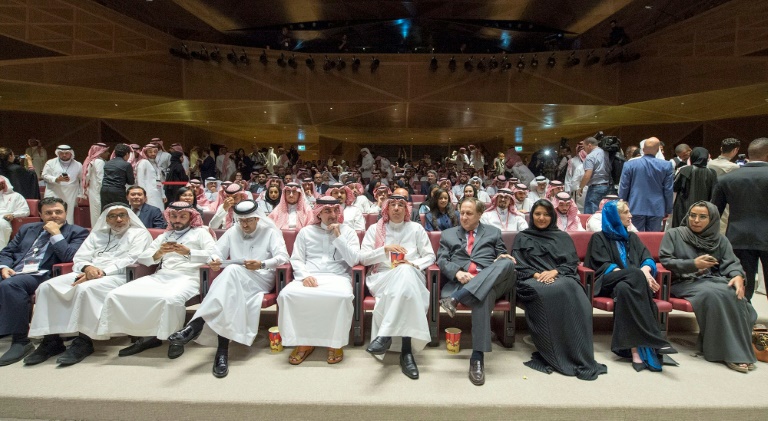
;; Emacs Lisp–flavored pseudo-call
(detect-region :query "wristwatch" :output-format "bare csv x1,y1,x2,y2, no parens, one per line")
260,262,266,270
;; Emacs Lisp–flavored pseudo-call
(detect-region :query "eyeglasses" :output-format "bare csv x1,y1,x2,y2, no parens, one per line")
284,186,300,193
106,212,129,221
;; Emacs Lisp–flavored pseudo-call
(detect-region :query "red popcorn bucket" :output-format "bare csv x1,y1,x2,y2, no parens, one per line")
268,326,283,353
390,251,405,267
445,328,462,353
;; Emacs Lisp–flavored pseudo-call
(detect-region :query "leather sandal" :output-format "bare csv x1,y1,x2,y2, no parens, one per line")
288,346,314,365
327,348,343,364
726,362,749,373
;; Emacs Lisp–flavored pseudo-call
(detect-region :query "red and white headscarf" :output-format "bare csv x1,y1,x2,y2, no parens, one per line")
151,138,164,150
552,191,581,231
171,143,184,153
163,201,203,231
269,183,313,229
302,178,320,199
438,178,459,203
546,180,565,200
328,183,354,206
81,143,109,191
311,196,344,225
597,194,620,213
0,175,14,194
217,183,249,229
347,182,365,197
373,195,411,250
485,188,521,216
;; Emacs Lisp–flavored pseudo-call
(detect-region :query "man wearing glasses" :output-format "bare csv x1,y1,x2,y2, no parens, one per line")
25,203,152,366
168,200,288,377
480,189,528,232
269,182,313,230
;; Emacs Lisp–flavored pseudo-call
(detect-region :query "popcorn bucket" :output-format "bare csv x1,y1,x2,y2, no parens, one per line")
268,326,283,353
445,328,462,354
390,251,405,268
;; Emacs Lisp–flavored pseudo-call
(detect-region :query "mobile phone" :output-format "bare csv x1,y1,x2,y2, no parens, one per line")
165,241,177,245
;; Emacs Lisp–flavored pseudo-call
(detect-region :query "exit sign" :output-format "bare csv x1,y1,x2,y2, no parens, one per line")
298,145,306,151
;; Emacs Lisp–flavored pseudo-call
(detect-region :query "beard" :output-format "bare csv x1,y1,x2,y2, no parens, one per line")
172,221,191,231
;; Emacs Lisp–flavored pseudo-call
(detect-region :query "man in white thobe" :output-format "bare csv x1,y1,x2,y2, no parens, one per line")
135,143,166,210
565,142,587,212
268,183,313,230
359,195,434,379
81,143,109,227
360,148,374,183
42,145,82,224
328,183,365,231
168,200,288,378
480,189,528,231
0,176,30,249
469,177,491,205
152,138,171,177
96,201,216,359
25,204,152,366
209,183,247,230
527,176,548,202
512,183,533,213
277,197,360,365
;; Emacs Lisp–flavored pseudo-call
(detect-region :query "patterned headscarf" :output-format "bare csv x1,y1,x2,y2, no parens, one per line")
311,196,344,225
552,191,580,231
81,143,109,191
163,201,203,231
171,143,184,153
373,195,411,250
546,180,564,200
218,183,248,229
485,188,521,215
0,175,14,194
269,183,313,229
328,183,354,206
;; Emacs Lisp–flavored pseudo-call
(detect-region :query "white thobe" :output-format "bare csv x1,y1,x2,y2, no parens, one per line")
451,184,465,199
0,192,30,248
86,158,105,227
477,190,491,205
209,204,231,229
528,188,547,202
97,227,216,339
25,146,47,179
342,205,365,231
42,158,82,224
156,150,171,177
565,157,586,212
361,155,374,179
353,195,372,214
29,227,153,339
193,224,289,346
514,198,533,213
136,159,165,210
359,221,434,352
480,209,528,231
204,190,217,203
278,224,360,348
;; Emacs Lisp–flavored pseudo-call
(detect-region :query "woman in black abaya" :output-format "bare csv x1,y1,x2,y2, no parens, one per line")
512,199,606,380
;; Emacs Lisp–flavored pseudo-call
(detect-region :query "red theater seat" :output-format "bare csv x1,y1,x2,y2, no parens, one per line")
364,213,378,229
578,213,592,228
411,194,426,203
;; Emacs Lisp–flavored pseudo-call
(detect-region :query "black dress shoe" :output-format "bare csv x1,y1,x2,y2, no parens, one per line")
57,337,94,366
24,337,66,366
0,343,35,366
212,350,229,378
168,324,202,346
366,336,392,355
632,362,646,372
439,297,458,318
400,353,419,379
468,359,485,386
168,344,184,359
118,337,162,357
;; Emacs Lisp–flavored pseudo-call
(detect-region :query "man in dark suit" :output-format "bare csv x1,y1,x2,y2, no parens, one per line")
126,185,167,229
437,197,516,385
0,197,88,365
712,137,768,301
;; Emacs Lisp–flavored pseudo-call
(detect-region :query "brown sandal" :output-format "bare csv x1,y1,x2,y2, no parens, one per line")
289,346,314,365
327,347,343,364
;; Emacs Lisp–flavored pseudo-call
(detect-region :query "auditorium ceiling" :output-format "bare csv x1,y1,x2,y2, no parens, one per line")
1,0,765,148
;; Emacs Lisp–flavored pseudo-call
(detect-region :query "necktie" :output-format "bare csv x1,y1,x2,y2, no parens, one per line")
467,231,478,275
14,230,50,272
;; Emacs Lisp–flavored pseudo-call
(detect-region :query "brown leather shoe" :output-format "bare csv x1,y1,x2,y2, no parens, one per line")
468,359,485,386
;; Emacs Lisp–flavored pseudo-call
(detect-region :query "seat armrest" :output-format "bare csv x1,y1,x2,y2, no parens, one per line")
125,264,158,282
576,265,595,300
656,263,671,301
352,264,367,319
52,262,74,277
276,263,293,293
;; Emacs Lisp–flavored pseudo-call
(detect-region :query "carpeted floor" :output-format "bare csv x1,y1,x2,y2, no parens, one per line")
0,296,766,420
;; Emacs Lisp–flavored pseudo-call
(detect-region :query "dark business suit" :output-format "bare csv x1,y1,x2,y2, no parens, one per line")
0,222,88,336
712,161,768,300
134,203,167,229
437,223,516,352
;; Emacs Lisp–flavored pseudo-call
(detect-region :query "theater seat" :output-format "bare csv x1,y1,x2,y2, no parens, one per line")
364,213,378,229
412,194,426,203
578,213,592,228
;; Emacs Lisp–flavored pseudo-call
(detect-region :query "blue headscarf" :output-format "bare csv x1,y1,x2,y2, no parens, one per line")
601,200,628,266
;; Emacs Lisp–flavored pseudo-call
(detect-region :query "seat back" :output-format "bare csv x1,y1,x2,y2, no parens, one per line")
578,213,592,227
569,231,593,261
356,230,365,245
419,213,426,227
202,211,215,225
213,229,226,239
427,231,441,255
501,231,517,253
26,199,39,217
637,232,665,260
281,229,297,256
412,194,426,203
364,213,378,229
148,228,166,239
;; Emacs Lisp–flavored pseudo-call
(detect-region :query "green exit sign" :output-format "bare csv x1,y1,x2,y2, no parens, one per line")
298,145,306,151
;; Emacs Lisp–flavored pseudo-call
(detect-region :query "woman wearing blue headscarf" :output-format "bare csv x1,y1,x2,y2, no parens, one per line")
585,200,676,372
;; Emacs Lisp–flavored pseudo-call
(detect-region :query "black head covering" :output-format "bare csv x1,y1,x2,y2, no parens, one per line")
689,147,709,168
679,201,721,253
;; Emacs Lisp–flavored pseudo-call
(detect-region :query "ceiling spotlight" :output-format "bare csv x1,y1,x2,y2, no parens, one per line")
277,53,286,67
516,55,525,71
305,55,315,70
429,56,438,71
585,50,600,66
530,54,538,68
370,56,380,72
169,44,191,60
564,51,580,68
227,49,238,65
209,47,222,63
351,56,361,72
547,53,556,67
288,54,297,69
488,56,498,70
476,58,486,72
464,56,474,71
448,56,457,72
258,50,267,65
190,45,209,61
323,55,335,71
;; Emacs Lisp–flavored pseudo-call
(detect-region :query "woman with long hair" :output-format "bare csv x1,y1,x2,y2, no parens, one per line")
424,188,459,232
